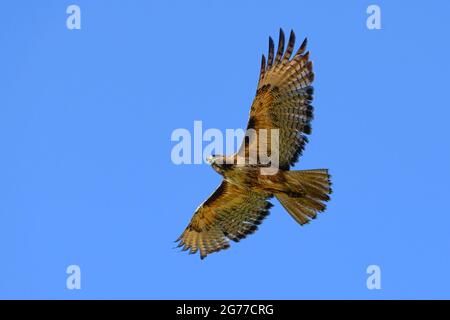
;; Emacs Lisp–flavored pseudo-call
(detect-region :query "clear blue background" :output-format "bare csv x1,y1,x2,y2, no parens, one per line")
1,0,449,299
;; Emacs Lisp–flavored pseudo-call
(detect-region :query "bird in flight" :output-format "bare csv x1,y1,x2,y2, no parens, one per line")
176,29,332,259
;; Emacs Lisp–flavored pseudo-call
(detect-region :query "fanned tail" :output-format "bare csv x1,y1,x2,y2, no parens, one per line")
275,169,332,225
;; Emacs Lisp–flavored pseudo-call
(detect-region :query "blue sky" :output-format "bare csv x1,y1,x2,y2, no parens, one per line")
1,0,449,299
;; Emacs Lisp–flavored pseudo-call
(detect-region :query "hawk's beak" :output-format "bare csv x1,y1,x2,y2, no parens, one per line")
206,155,214,164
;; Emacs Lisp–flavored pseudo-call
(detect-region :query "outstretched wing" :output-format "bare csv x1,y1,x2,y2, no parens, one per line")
237,29,314,170
176,181,273,259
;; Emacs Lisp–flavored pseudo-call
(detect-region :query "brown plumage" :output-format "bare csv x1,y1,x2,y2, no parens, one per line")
176,29,332,259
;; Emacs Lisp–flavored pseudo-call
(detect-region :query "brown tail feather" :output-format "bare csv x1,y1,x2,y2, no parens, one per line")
275,169,332,225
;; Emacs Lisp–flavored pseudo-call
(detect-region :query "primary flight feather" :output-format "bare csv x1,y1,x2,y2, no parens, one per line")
176,29,332,259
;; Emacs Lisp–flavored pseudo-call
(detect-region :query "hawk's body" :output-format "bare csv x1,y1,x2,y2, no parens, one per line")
176,29,332,259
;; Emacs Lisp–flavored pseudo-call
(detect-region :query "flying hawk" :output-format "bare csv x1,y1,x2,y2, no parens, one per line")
176,29,332,259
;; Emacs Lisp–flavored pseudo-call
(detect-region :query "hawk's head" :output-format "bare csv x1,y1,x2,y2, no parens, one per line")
206,154,231,175
206,154,217,165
